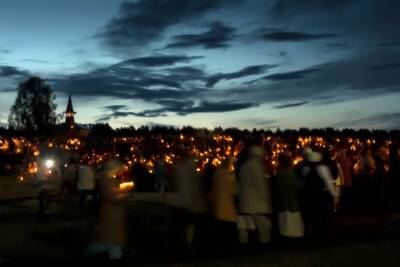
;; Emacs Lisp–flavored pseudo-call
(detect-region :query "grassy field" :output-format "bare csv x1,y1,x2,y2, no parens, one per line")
0,197,399,266
0,175,399,265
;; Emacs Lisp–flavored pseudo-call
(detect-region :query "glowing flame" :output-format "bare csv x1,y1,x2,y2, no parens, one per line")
119,181,134,190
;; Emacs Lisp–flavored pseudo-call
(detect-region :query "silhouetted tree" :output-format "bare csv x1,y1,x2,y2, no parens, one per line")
90,123,115,137
8,77,57,133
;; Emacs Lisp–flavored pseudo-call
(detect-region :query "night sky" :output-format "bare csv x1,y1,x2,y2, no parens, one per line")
1,0,399,129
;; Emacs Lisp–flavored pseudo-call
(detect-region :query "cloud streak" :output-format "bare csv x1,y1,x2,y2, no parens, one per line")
262,68,322,81
98,100,257,121
262,31,338,42
115,55,204,67
206,64,277,87
166,22,236,49
0,66,29,78
274,101,309,109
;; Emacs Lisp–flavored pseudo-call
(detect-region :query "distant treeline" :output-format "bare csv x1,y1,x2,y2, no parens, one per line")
1,124,399,142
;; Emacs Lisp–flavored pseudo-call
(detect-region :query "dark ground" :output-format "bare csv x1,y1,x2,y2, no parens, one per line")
0,196,400,266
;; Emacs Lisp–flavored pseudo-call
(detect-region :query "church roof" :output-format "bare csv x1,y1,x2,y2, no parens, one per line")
65,93,75,113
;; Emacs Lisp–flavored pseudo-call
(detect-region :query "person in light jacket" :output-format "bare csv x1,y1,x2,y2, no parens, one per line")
77,160,97,209
172,150,208,247
210,157,238,246
237,145,272,244
86,159,129,260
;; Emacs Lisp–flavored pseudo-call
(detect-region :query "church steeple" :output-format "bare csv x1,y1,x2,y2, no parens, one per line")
64,93,76,129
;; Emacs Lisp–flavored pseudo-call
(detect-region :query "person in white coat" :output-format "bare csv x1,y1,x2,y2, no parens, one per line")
237,145,272,244
77,161,97,209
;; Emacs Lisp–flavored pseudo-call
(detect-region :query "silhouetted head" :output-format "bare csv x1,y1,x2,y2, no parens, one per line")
278,151,292,169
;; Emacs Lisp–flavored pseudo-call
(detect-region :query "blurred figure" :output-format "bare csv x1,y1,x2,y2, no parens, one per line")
210,157,238,248
360,147,377,181
373,145,390,221
130,160,149,192
77,159,97,209
389,145,400,209
302,151,337,239
33,158,61,216
296,147,313,184
172,150,207,248
153,158,167,193
237,145,272,244
60,158,77,195
86,159,129,260
275,152,304,239
337,149,353,212
356,147,376,213
296,147,312,220
334,155,345,212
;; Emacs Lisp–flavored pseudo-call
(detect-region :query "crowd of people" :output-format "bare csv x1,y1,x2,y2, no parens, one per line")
28,138,400,259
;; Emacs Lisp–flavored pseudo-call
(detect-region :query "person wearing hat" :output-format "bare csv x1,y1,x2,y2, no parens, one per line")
237,145,272,244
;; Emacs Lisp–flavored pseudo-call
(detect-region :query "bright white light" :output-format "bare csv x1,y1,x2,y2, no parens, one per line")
45,159,55,169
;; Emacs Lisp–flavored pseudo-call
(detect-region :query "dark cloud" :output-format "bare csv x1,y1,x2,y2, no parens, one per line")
279,51,287,57
376,42,400,47
52,55,209,97
97,100,257,121
325,43,351,49
163,66,206,85
51,60,209,110
371,63,400,71
0,66,29,77
96,0,238,52
334,112,400,129
51,44,400,122
0,49,11,54
238,118,280,129
166,66,205,76
206,64,277,87
115,55,203,67
267,0,399,49
262,68,322,81
165,22,236,49
270,0,351,17
102,105,128,112
262,31,338,42
23,59,63,64
223,48,400,106
179,101,257,115
274,101,309,109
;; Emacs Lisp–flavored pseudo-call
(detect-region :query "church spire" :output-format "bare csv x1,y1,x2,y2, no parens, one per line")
64,93,76,129
66,93,75,114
